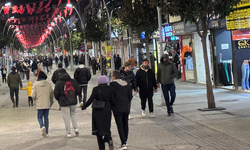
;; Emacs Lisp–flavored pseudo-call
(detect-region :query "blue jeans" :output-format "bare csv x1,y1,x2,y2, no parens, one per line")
242,64,249,90
37,109,49,134
161,83,176,113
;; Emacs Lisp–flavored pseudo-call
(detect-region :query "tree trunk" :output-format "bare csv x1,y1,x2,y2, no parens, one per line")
99,42,103,73
145,37,151,67
120,37,125,66
200,18,216,109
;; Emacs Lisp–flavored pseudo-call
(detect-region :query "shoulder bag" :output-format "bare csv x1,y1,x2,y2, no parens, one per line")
92,88,105,109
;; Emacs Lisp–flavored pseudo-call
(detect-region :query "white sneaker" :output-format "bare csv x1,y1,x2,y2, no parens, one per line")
66,133,72,138
142,110,146,116
79,102,84,107
45,134,49,137
74,129,79,136
150,113,155,118
129,115,133,119
41,126,46,137
119,144,128,150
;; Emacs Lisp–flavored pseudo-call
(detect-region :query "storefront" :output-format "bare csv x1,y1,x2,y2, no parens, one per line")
224,0,250,90
185,21,212,84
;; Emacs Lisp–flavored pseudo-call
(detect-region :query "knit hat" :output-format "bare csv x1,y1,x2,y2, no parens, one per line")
38,71,47,80
97,75,109,85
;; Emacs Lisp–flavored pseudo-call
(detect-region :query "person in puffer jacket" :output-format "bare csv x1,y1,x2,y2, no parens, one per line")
157,54,178,116
31,71,54,137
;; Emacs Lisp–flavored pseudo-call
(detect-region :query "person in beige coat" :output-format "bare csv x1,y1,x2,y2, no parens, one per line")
31,71,54,137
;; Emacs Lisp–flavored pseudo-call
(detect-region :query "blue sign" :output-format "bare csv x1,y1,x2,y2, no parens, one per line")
141,31,145,39
164,24,173,37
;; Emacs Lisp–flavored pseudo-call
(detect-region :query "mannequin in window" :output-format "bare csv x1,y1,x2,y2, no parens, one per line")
242,60,249,90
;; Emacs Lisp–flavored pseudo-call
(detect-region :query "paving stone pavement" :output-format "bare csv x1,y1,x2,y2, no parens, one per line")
1,66,250,150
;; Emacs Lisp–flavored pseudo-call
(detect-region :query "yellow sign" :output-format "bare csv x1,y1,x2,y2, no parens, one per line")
237,0,250,8
226,6,250,30
106,46,111,67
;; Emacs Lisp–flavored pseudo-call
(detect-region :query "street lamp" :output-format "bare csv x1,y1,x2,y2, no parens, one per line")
3,16,14,35
0,2,11,14
53,22,65,65
57,15,74,71
49,26,59,47
101,0,121,72
65,3,88,67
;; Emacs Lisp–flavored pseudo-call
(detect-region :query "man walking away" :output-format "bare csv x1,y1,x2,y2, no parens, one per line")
74,60,91,106
31,59,38,76
136,59,157,117
55,56,59,66
115,54,121,70
1,65,7,83
51,63,63,84
157,54,178,116
54,69,81,137
91,57,97,75
31,71,54,137
51,63,63,110
110,71,132,150
7,67,23,108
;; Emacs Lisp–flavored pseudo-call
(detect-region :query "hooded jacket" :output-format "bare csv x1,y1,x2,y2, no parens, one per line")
74,64,91,85
157,54,178,84
31,79,54,109
54,73,81,106
136,65,157,91
120,68,137,91
7,71,23,88
21,81,33,97
110,79,133,112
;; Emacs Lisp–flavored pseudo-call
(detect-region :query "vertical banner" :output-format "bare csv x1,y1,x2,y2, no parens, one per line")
106,45,111,67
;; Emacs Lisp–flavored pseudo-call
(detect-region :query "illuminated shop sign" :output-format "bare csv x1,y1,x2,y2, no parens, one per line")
236,39,250,49
164,25,173,37
226,0,250,30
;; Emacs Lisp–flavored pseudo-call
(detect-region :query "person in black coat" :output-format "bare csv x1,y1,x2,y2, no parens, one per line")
81,75,115,150
59,55,63,63
74,60,91,104
110,71,132,150
115,54,121,70
55,56,59,66
1,65,7,83
51,63,63,84
20,62,26,80
54,69,81,137
31,59,38,76
136,59,157,117
64,56,69,68
91,57,97,75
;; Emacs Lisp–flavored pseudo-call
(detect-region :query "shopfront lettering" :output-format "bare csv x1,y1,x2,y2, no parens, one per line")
226,0,250,30
237,40,250,49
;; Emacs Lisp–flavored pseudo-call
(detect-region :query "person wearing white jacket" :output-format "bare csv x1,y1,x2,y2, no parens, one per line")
31,71,54,137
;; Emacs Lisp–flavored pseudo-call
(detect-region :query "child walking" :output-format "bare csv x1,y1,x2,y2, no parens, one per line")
21,81,33,106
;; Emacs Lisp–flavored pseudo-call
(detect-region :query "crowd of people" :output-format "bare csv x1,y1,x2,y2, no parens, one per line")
5,52,179,150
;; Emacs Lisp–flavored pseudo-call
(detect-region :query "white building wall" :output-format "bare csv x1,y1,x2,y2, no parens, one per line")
193,32,212,84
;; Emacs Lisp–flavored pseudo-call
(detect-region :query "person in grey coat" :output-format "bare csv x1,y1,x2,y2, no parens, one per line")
157,54,178,116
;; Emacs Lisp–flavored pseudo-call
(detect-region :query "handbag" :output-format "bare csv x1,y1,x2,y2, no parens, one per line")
92,88,105,109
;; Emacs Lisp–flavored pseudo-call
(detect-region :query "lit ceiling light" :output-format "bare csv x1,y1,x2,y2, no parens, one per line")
66,3,73,8
5,2,11,6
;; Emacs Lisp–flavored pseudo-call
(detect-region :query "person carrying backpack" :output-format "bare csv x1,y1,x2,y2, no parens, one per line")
74,60,91,106
54,69,81,137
